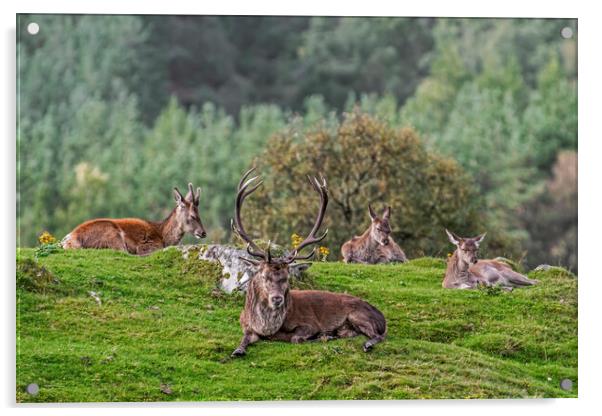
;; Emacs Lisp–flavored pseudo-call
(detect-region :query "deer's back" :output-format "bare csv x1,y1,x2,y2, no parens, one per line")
469,259,513,276
284,290,384,332
68,217,161,251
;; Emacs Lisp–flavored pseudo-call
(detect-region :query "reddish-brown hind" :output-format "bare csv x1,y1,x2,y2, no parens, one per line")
443,229,538,290
62,183,206,256
341,205,407,264
231,169,387,357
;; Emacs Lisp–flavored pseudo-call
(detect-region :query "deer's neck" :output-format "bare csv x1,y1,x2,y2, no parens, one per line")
244,278,290,336
360,228,379,250
444,250,472,286
158,208,185,247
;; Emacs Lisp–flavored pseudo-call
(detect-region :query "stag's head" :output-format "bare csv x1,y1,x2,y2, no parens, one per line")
232,168,329,310
368,205,392,246
445,229,486,265
173,183,207,239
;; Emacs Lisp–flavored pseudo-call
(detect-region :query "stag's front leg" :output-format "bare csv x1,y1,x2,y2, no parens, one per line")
231,331,259,357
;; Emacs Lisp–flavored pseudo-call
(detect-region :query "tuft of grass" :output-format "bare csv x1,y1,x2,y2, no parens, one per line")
17,258,64,295
16,249,577,402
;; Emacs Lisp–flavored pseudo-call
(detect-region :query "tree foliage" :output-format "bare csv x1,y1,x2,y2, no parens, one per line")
17,14,577,268
243,112,486,258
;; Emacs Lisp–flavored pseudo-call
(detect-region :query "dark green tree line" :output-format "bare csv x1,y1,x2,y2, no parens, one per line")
17,14,577,270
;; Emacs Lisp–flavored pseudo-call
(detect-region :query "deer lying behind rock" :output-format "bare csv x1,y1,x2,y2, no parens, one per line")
62,183,206,255
341,205,407,264
443,229,538,290
231,169,387,357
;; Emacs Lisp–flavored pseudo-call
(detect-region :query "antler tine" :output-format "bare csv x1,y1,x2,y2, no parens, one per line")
291,247,317,261
238,167,256,191
232,170,267,261
285,174,329,263
195,187,201,204
246,243,265,259
186,183,196,203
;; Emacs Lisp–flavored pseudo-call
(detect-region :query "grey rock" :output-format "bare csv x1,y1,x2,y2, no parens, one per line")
177,244,311,293
534,264,552,271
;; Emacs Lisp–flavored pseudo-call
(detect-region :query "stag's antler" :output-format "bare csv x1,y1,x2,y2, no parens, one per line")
232,169,328,265
231,168,270,261
283,174,329,264
186,183,201,205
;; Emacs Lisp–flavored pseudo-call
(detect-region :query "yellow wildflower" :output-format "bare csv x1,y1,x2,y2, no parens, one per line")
291,233,303,248
318,246,330,261
38,231,57,245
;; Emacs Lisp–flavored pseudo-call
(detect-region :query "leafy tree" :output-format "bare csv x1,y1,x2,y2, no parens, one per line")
18,93,144,245
296,17,435,111
18,15,156,124
437,83,543,246
243,111,488,258
136,98,288,242
522,53,578,171
17,14,152,244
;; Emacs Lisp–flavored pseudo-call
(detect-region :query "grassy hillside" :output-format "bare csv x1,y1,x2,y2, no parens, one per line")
16,247,577,402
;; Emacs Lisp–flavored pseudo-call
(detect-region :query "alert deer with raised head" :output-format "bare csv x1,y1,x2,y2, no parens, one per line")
230,169,387,357
443,229,538,290
62,183,207,255
341,205,407,264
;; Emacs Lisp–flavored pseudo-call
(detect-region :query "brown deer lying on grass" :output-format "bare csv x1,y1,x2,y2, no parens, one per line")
341,205,407,264
62,184,206,255
230,169,387,357
443,229,538,290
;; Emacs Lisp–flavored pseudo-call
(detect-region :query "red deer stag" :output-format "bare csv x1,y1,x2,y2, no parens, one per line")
62,183,206,255
341,205,407,264
443,229,538,289
230,169,387,357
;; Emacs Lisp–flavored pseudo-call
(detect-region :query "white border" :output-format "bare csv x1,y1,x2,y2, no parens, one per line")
2,1,601,415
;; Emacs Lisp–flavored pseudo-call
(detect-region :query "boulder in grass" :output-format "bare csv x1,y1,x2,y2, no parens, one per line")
178,244,311,293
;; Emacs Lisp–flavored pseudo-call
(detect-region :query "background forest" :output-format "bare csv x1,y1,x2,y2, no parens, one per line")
17,15,577,271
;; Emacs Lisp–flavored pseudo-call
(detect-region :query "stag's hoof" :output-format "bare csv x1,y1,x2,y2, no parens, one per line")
231,348,246,357
362,343,373,353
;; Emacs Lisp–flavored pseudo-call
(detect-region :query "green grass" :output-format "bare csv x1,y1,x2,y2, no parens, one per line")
16,248,577,402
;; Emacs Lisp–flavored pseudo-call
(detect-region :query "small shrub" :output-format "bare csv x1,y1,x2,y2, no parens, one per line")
34,231,63,260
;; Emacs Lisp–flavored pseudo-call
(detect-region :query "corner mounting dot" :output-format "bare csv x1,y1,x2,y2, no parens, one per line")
26,383,39,395
27,22,40,35
560,378,573,391
560,27,573,39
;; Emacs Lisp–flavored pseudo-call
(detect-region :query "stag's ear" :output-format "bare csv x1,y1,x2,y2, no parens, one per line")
445,229,462,246
368,204,377,221
474,232,487,247
173,187,185,207
239,257,260,267
382,206,391,220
